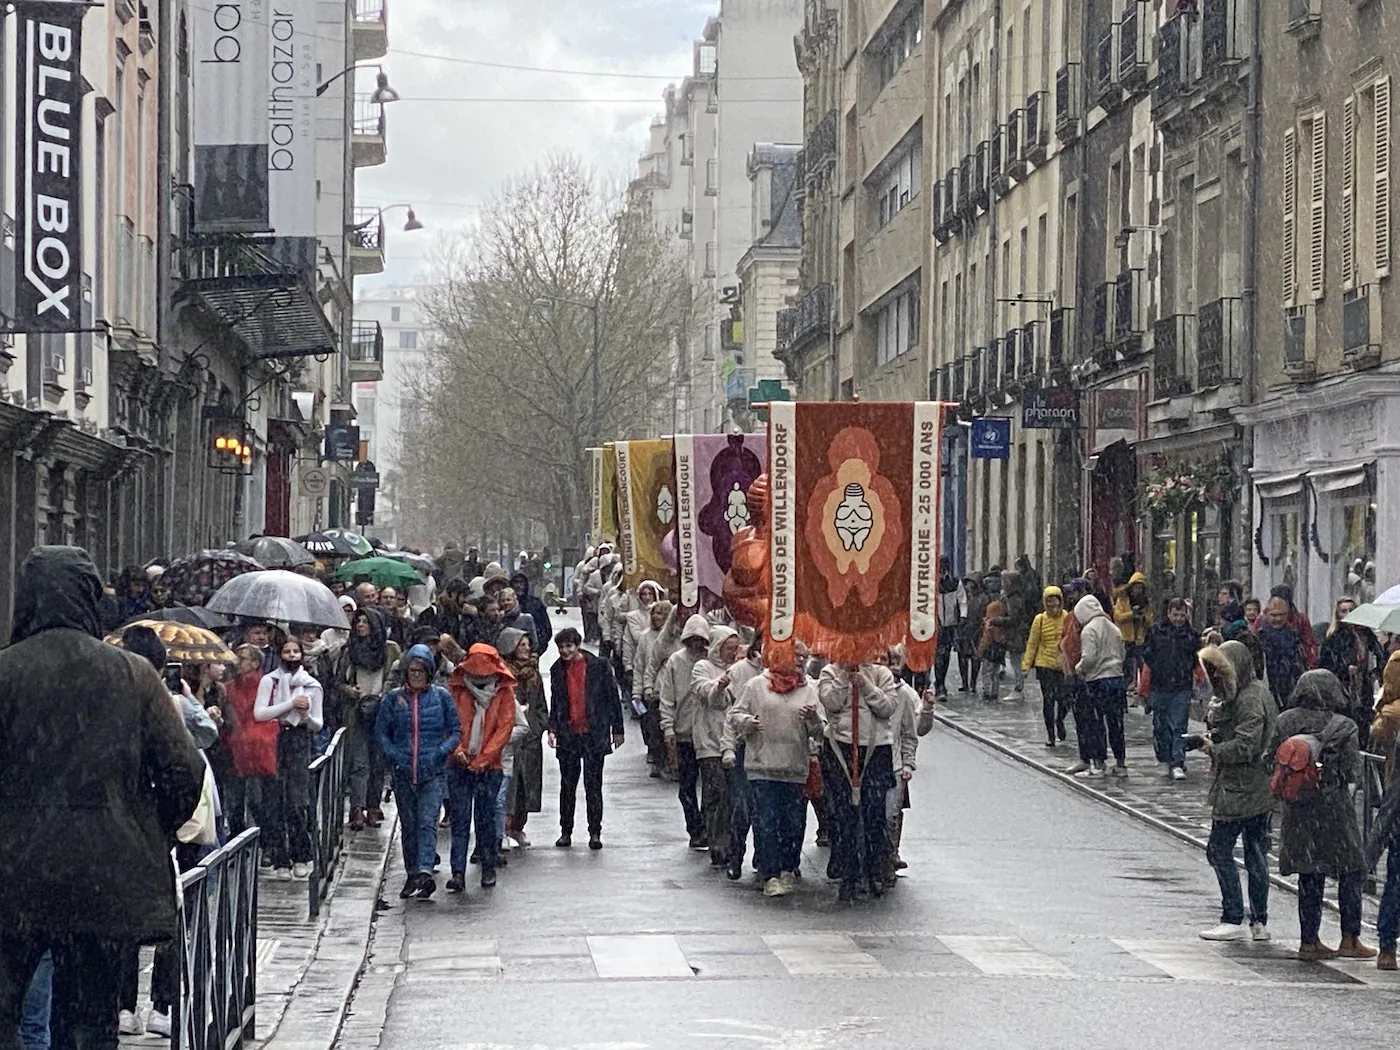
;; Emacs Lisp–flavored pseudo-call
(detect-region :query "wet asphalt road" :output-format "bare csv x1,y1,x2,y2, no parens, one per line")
361,611,1399,1050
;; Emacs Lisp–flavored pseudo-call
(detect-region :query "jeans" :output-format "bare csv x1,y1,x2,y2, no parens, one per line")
698,756,732,863
348,717,388,813
393,771,447,876
266,725,313,867
1036,668,1069,743
1006,651,1025,692
1150,689,1192,768
20,952,51,1050
750,779,806,878
0,935,122,1050
1206,812,1272,926
1298,871,1365,942
933,633,956,694
1086,677,1126,765
557,746,605,835
495,773,511,845
674,739,704,839
447,765,503,874
727,745,753,870
1379,845,1400,954
820,741,895,884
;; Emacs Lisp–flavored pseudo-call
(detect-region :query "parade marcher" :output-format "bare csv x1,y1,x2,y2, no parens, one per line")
957,576,986,695
597,562,623,663
253,639,324,879
220,645,279,834
0,547,203,1050
934,557,967,698
547,628,625,849
509,570,554,656
1258,596,1307,706
1197,640,1279,942
724,650,823,897
1023,586,1069,747
1001,570,1033,696
634,600,674,776
885,647,920,884
659,615,712,848
334,608,401,830
1074,594,1126,778
818,659,899,902
1143,597,1200,780
446,644,519,891
1272,670,1375,961
620,580,663,702
376,645,461,899
720,637,765,880
691,625,744,868
502,628,548,847
579,547,602,643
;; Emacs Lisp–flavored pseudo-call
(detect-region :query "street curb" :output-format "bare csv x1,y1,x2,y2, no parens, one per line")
931,710,1372,921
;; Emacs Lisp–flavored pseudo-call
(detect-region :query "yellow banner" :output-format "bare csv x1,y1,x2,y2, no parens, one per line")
589,445,618,546
617,437,677,590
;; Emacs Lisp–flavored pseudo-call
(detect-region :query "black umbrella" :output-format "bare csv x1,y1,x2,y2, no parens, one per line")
162,549,264,607
295,531,360,557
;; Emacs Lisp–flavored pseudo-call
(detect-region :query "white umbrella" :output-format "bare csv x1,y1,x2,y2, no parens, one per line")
205,570,350,629
1374,584,1400,605
1343,602,1400,635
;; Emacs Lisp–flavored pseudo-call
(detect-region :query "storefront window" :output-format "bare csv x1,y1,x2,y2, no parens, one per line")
1268,505,1303,604
1332,497,1376,604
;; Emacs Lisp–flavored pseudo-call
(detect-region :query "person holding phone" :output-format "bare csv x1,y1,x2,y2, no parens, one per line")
254,639,324,880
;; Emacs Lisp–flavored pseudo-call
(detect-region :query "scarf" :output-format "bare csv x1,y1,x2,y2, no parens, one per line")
768,666,806,695
566,657,589,734
463,674,497,755
347,609,389,671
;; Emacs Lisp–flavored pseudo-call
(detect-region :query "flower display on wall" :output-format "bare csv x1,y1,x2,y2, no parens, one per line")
1137,454,1237,518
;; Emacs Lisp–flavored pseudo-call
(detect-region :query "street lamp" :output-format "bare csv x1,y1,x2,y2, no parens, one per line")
533,295,601,448
317,65,400,101
350,204,424,233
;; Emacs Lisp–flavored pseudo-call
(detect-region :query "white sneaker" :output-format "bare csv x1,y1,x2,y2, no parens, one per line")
118,1010,143,1036
1200,922,1247,941
1171,766,1187,781
146,1009,172,1037
779,870,797,892
273,867,292,881
763,877,789,897
291,862,312,881
501,837,517,852
1087,763,1105,778
1066,760,1090,775
515,832,531,848
1251,922,1271,942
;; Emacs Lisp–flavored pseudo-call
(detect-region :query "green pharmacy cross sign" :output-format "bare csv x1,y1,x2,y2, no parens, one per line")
748,378,791,422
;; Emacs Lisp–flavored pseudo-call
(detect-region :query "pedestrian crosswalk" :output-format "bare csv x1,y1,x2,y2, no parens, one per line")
398,931,1400,989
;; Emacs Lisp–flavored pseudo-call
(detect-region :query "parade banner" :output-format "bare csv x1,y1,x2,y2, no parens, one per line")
767,401,941,671
588,445,618,545
615,437,677,590
674,433,766,608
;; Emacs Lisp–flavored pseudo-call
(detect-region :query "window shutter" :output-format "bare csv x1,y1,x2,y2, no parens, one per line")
1309,113,1326,299
1283,126,1297,303
1376,75,1392,277
1341,95,1356,288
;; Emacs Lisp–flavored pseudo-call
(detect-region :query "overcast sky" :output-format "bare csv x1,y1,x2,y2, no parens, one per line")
355,0,714,288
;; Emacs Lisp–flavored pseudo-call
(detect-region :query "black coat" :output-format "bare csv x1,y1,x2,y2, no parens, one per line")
1273,703,1364,877
548,651,624,756
1143,620,1200,693
0,547,205,942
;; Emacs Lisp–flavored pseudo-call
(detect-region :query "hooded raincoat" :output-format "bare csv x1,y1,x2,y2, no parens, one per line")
448,644,519,773
375,645,462,786
690,625,740,760
658,615,711,741
1074,596,1125,682
1200,640,1279,821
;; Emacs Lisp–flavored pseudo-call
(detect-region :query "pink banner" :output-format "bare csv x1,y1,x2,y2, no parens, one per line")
690,433,766,607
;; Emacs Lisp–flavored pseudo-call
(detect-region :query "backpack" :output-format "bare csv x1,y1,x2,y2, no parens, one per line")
1270,733,1323,802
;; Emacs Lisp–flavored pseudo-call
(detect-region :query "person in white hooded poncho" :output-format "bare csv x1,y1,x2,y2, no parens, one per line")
690,625,744,867
619,579,662,701
659,614,711,847
633,599,674,776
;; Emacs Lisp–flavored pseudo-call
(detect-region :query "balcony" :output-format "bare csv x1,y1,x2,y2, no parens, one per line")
1002,329,1020,387
1342,287,1381,370
948,165,965,217
348,207,385,275
175,236,336,360
1283,304,1315,380
352,95,386,167
1048,307,1072,370
1119,2,1149,92
1112,269,1147,354
1004,110,1026,180
990,126,1008,195
1152,314,1193,399
1024,92,1048,165
967,351,982,403
1286,0,1320,38
958,154,976,216
1156,2,1247,120
973,140,990,210
987,338,1004,392
1091,282,1111,353
1021,320,1041,379
348,319,384,382
1153,16,1184,110
353,0,387,61
807,109,838,172
775,283,832,359
1202,0,1247,69
1055,64,1081,142
1094,32,1119,109
952,356,967,402
932,180,952,243
1197,296,1243,386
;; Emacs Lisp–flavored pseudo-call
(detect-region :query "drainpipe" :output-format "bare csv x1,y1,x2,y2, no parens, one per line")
1239,0,1261,587
829,27,843,402
1070,0,1093,574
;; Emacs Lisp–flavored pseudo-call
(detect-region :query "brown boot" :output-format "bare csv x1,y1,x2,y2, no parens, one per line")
1338,934,1379,960
365,808,384,828
1296,940,1340,961
1377,952,1398,971
349,807,366,831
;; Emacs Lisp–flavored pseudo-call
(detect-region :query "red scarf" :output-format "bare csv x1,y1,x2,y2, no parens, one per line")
768,666,806,694
566,657,589,734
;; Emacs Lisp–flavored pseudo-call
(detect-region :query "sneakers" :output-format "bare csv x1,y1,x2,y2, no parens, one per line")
1065,760,1090,775
1171,766,1187,781
119,1010,144,1036
146,1009,172,1037
688,835,709,851
1251,922,1271,942
291,862,312,881
763,877,789,897
779,870,797,893
273,866,292,881
1200,922,1247,942
399,875,420,899
1085,763,1105,778
414,876,437,899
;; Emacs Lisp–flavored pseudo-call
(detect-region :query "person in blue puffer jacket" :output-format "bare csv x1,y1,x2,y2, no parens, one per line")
376,644,461,900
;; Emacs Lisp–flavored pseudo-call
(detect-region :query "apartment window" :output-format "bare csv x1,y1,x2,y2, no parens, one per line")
398,329,418,349
876,3,923,87
356,395,377,428
113,63,125,321
94,116,106,323
696,42,717,76
1349,76,1393,285
1036,213,1048,298
706,157,719,195
875,139,922,226
875,283,920,366
390,306,401,322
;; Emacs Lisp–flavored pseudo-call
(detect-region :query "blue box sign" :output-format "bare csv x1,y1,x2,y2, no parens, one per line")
970,417,1011,459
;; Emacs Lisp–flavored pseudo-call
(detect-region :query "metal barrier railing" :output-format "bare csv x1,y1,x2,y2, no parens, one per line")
174,827,260,1050
308,727,349,917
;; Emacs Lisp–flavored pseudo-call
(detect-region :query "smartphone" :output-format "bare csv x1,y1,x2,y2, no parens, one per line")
1183,733,1207,752
163,662,185,694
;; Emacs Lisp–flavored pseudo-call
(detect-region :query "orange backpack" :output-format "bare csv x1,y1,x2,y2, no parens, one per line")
1270,734,1322,803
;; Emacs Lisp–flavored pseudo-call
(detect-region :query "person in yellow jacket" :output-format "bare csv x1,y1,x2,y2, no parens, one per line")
1113,571,1154,698
1023,586,1070,747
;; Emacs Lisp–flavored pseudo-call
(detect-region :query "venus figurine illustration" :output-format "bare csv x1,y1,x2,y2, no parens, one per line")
833,482,873,551
656,484,675,525
723,482,750,533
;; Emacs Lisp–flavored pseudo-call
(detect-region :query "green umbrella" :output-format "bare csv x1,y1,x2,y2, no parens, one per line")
336,556,421,588
1343,602,1400,635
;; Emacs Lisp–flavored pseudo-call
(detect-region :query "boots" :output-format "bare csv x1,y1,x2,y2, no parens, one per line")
885,813,904,886
1338,934,1378,960
1296,940,1340,961
1377,952,1398,971
349,807,366,831
365,808,384,828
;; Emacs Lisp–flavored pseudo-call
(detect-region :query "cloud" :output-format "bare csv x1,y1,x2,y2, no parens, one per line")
356,0,712,289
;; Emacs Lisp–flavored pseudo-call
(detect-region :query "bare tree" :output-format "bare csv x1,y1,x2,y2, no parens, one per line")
397,156,691,548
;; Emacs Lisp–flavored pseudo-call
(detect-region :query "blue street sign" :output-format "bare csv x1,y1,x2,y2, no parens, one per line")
970,417,1011,459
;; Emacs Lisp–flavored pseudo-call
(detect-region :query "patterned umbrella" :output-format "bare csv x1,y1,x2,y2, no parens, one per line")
206,570,350,630
106,619,237,663
236,536,316,567
295,531,358,557
162,549,264,607
324,528,374,557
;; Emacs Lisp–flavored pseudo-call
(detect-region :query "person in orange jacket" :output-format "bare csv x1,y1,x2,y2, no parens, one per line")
446,643,520,891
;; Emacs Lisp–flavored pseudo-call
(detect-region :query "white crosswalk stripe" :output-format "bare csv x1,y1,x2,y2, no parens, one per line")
1113,939,1268,983
937,935,1072,977
763,933,887,976
587,935,694,978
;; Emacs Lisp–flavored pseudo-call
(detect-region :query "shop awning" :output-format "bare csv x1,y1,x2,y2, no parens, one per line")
1310,461,1372,494
1252,469,1306,498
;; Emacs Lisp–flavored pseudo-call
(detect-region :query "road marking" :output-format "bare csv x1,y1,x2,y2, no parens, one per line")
1113,939,1267,982
256,938,279,971
762,933,887,976
937,935,1071,977
586,934,693,978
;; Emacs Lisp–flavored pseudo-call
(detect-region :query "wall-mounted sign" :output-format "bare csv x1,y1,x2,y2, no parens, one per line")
350,470,380,488
970,417,1011,459
299,466,328,497
323,423,359,461
1022,387,1081,429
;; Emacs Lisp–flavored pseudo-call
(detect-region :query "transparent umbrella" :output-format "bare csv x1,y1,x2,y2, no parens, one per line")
205,570,350,630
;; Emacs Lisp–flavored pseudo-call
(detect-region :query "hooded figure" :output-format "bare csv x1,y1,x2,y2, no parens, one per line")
689,625,743,865
1112,570,1154,646
509,571,554,655
500,627,548,840
1199,641,1279,822
659,614,712,846
620,580,663,683
0,547,204,999
1074,595,1124,682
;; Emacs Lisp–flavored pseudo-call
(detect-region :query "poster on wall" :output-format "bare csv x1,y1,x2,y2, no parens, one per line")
14,1,86,332
267,0,317,237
